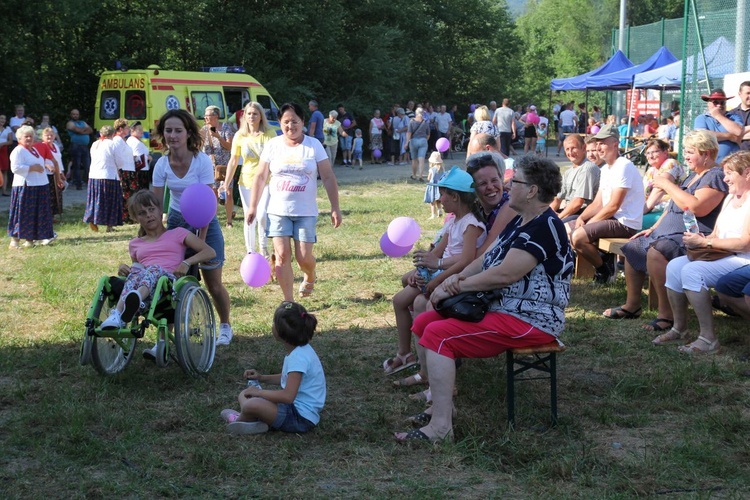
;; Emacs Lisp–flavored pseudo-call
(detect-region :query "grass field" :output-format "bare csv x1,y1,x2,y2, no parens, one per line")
1,180,749,498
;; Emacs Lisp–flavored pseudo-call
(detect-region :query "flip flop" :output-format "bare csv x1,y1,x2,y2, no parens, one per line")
226,421,269,435
602,306,642,319
298,280,315,298
383,352,418,376
393,372,427,388
643,318,674,332
394,428,453,444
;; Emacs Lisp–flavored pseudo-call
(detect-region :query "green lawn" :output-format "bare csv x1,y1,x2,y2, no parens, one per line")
1,180,749,498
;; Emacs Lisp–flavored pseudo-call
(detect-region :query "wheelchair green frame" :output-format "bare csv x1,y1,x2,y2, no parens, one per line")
79,274,216,377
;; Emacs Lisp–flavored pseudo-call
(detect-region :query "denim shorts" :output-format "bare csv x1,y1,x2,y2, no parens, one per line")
266,214,317,243
715,264,750,297
271,403,316,433
339,135,353,151
409,137,428,159
167,210,225,270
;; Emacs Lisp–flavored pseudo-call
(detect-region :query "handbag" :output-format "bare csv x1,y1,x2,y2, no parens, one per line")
686,246,734,262
435,290,502,323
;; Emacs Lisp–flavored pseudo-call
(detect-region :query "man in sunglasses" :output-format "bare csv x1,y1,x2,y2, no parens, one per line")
694,89,743,162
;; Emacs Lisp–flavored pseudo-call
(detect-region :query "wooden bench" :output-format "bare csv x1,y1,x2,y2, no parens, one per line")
598,237,659,310
506,341,566,429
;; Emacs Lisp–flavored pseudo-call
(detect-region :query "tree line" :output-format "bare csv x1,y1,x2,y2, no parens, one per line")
1,0,679,129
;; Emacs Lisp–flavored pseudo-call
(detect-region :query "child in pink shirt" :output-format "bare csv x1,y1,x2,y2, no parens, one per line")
100,190,215,329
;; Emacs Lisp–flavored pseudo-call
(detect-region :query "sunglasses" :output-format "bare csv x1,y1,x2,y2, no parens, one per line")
711,100,726,105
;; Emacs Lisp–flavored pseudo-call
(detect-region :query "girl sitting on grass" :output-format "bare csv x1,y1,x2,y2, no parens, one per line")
384,167,486,381
100,190,215,330
221,301,326,435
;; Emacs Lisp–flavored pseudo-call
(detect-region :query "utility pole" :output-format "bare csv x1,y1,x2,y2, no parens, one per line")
615,0,627,120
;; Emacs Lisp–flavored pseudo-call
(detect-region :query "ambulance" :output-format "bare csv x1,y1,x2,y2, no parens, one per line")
94,65,280,156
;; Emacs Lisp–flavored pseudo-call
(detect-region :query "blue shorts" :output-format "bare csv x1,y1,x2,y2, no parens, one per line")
715,265,750,297
339,135,352,151
271,403,316,433
266,214,317,243
353,150,362,160
167,210,225,270
409,137,428,159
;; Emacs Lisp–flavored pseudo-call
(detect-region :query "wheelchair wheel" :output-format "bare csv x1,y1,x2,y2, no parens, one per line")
90,291,136,376
174,282,216,376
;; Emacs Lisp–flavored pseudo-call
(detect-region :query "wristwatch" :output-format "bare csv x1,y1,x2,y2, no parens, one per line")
707,239,713,249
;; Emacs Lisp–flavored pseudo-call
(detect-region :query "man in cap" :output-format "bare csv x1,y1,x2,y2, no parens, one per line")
694,89,743,162
570,124,644,284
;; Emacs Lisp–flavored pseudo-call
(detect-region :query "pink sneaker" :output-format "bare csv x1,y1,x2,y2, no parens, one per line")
220,409,240,423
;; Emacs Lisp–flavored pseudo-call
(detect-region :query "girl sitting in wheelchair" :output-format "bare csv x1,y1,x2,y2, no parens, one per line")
100,190,215,330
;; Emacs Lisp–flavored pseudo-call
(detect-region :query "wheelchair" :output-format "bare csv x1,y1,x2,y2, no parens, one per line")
79,273,216,377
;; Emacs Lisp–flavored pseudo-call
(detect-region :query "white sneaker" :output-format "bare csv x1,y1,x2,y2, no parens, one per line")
217,323,233,346
101,309,125,330
226,421,269,435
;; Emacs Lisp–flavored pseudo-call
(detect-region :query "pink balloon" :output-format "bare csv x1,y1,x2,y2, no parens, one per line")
590,125,600,134
180,184,217,228
240,252,271,287
387,217,421,247
373,148,382,158
436,137,450,153
342,118,351,128
380,233,413,257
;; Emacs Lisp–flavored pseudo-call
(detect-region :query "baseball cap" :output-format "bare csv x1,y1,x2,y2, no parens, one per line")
593,124,619,140
435,166,475,193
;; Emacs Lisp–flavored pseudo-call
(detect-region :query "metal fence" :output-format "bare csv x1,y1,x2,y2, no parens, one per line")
614,1,750,158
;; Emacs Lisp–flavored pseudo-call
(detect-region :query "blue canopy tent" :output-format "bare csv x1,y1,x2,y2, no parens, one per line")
586,46,679,90
550,50,634,91
633,37,735,89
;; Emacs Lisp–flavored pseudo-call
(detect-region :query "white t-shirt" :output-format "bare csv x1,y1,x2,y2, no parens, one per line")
10,146,49,186
434,112,452,134
0,127,13,145
152,152,214,213
539,116,549,128
600,156,644,230
9,116,25,130
113,136,136,172
560,109,577,127
259,135,329,217
442,212,487,257
127,136,150,171
89,139,124,180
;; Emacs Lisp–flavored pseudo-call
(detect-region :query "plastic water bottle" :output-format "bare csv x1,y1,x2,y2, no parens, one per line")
246,378,262,389
683,208,699,233
218,183,226,205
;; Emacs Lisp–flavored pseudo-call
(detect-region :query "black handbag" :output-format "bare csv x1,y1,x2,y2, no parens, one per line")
435,290,502,322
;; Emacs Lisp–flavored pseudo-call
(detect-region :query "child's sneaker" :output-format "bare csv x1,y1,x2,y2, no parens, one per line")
101,309,125,330
226,421,269,435
121,291,143,323
220,409,240,423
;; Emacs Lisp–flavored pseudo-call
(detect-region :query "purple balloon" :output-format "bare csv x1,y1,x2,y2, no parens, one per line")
342,118,351,128
380,232,413,258
373,148,382,158
470,104,476,112
590,125,600,134
387,217,421,247
180,184,217,228
240,252,271,287
436,137,450,153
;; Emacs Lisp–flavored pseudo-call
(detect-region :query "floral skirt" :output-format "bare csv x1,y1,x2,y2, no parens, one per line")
121,170,140,222
370,134,383,151
83,178,123,227
7,185,54,240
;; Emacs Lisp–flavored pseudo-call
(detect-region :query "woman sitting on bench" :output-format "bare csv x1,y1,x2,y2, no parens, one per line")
394,156,574,443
